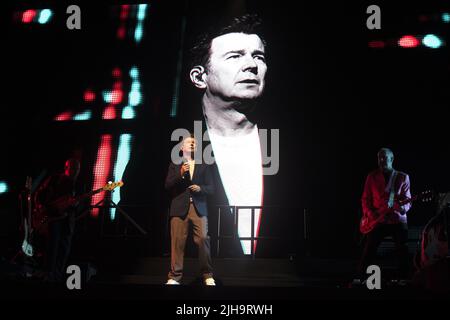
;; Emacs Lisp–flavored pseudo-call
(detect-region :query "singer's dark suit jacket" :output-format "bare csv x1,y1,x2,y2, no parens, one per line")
165,162,215,217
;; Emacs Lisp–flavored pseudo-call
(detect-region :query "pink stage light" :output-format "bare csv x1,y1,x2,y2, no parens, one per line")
22,10,36,24
91,134,113,217
54,111,73,121
398,35,419,48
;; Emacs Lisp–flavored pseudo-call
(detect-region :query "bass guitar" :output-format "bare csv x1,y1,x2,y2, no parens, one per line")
360,190,433,234
26,181,123,256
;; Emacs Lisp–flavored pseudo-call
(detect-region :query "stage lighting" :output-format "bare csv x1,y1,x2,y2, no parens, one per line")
122,106,135,119
0,181,8,194
55,111,73,121
368,40,385,48
422,34,443,48
84,89,96,102
38,9,52,24
130,67,139,79
22,10,36,23
443,13,450,23
134,24,144,43
129,90,142,107
73,110,92,121
398,35,419,48
91,134,113,217
103,89,123,104
111,134,133,219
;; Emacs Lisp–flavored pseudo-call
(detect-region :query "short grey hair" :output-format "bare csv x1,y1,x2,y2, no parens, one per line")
378,148,394,157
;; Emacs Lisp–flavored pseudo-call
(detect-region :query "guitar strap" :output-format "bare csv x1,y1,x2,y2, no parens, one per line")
386,170,398,209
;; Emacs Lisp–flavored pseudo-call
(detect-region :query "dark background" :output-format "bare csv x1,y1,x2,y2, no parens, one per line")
1,0,449,262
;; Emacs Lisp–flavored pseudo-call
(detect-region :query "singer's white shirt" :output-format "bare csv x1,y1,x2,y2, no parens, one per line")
187,159,195,179
208,125,263,255
186,159,194,202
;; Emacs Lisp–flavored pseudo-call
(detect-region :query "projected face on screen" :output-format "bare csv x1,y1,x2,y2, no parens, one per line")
189,14,268,255
203,33,266,102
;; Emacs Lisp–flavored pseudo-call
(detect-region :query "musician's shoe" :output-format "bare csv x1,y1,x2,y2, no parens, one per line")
166,279,180,285
347,278,366,288
390,279,409,287
204,277,216,286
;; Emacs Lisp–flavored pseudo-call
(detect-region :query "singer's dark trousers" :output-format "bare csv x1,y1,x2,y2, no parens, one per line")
168,203,213,282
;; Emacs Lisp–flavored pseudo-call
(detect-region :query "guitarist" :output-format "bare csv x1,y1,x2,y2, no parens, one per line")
358,148,412,282
34,158,81,282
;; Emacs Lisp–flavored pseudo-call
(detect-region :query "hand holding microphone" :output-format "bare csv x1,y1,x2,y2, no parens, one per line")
180,160,199,192
180,162,190,178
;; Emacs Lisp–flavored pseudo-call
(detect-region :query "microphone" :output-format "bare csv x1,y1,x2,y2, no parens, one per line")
182,158,192,185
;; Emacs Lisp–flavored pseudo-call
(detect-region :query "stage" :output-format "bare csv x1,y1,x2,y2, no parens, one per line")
1,256,448,301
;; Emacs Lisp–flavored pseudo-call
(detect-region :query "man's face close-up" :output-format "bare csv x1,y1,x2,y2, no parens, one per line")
378,151,394,171
64,160,80,179
181,137,197,154
205,32,267,102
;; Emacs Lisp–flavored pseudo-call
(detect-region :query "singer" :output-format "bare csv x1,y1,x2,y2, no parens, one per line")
164,134,216,285
188,14,268,255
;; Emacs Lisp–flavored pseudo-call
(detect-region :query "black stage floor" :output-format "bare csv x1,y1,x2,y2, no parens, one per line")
1,257,449,301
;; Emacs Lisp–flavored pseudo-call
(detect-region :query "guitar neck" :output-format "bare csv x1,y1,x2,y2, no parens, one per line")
76,187,105,202
398,193,426,206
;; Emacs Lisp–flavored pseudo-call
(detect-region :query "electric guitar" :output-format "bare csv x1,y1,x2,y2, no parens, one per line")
21,177,34,257
359,190,433,234
30,180,123,241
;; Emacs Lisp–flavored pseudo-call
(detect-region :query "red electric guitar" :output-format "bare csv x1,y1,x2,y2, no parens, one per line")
359,190,433,234
33,181,123,229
